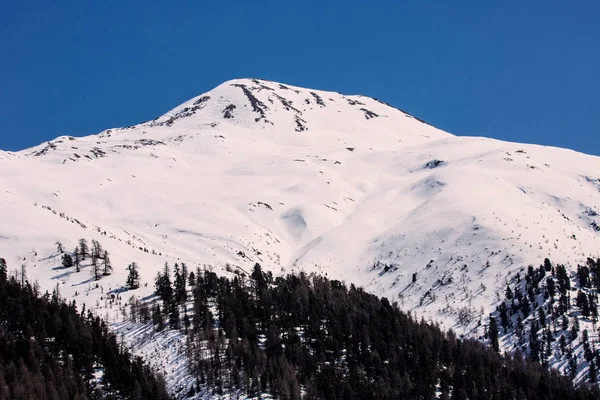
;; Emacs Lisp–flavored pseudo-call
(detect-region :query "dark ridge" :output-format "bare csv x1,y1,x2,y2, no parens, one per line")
424,159,445,169
346,98,365,106
193,95,211,105
310,91,326,106
32,141,57,157
150,96,211,127
136,139,165,146
222,104,236,119
360,108,379,120
251,79,274,91
231,83,270,122
257,201,273,210
273,93,302,114
294,115,308,132
90,147,106,158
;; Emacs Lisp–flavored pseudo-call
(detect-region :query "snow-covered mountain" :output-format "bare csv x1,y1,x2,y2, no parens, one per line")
2,78,600,390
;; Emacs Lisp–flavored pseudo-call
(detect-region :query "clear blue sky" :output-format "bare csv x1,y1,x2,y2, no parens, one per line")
1,1,599,154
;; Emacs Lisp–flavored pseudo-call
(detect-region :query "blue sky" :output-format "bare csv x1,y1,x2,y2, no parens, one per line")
1,1,599,154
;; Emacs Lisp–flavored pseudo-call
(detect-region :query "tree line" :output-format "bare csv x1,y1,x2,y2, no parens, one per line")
139,261,600,399
0,257,170,399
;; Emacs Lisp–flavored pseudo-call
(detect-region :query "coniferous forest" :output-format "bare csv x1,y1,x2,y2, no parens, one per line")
0,257,171,400
146,262,600,399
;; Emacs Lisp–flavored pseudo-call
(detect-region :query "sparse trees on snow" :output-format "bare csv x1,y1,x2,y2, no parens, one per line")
91,257,101,281
127,262,140,289
73,246,81,272
62,253,73,269
78,238,89,260
102,250,112,276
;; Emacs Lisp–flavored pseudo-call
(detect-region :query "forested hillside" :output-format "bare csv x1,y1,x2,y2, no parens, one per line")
130,262,600,399
0,257,171,400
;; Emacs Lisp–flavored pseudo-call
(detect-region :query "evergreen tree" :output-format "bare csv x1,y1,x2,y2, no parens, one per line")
126,262,140,289
547,277,556,298
73,246,81,272
55,241,64,253
0,257,6,279
544,258,552,272
19,264,27,285
91,239,103,265
155,263,173,303
569,352,578,379
102,250,113,276
489,315,500,352
577,290,590,317
91,256,101,281
174,262,188,304
152,303,165,332
571,318,580,341
61,253,73,269
188,270,196,287
589,359,598,384
78,238,89,259
505,284,514,300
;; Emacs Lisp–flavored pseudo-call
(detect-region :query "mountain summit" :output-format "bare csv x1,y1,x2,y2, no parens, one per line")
2,79,600,380
20,78,450,163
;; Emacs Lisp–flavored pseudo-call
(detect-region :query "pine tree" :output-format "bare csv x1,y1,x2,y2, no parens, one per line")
576,290,590,317
155,263,173,303
19,264,27,285
174,263,188,304
152,303,165,331
91,240,103,264
73,246,81,272
61,253,73,269
0,258,7,279
56,241,64,253
529,320,541,363
589,359,598,384
546,277,556,298
91,257,101,281
102,250,113,276
568,352,578,379
78,238,89,259
489,315,499,352
505,285,514,300
571,318,580,341
168,300,179,329
544,258,552,271
127,262,140,289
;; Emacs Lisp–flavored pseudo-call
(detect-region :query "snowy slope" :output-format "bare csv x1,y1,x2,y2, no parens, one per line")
2,78,600,389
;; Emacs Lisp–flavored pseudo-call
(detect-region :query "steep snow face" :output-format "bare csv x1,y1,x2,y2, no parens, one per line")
1,78,600,338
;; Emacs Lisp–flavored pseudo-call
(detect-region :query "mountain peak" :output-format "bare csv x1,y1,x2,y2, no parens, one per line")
148,77,443,135
18,78,451,163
